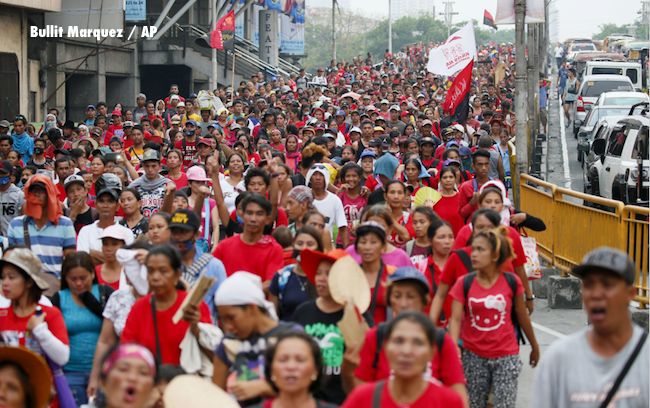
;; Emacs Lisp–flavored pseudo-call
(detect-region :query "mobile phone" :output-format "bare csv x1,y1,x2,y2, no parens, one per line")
105,152,120,163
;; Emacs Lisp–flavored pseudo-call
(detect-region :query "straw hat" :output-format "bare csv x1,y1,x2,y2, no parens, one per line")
0,346,51,408
328,256,371,313
163,375,239,408
0,248,48,290
300,248,349,284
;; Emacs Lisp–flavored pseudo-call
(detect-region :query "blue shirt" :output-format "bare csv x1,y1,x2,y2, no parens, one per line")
8,216,77,277
11,133,34,158
558,68,569,88
180,247,227,322
59,285,103,372
539,84,548,109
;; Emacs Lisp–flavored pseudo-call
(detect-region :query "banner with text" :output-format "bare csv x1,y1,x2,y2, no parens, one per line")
252,0,304,54
426,21,477,77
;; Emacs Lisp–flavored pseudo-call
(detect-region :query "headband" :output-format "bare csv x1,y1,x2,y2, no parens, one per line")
101,344,156,377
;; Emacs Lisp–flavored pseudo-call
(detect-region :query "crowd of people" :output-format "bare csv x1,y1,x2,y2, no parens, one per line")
0,43,646,408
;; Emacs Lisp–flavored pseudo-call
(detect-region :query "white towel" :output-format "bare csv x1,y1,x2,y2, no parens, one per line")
116,249,148,296
180,323,224,376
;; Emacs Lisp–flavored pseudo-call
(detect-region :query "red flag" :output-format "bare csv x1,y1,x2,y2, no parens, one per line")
209,11,236,50
443,61,474,116
484,10,498,30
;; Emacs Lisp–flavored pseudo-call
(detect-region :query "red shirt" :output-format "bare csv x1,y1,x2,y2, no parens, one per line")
45,141,72,159
368,265,395,324
0,305,69,350
440,246,516,290
341,381,463,408
354,326,466,386
95,265,121,290
167,172,188,190
56,183,67,202
364,175,379,191
457,179,488,221
449,272,524,359
453,225,526,268
432,194,464,236
174,139,197,169
387,213,415,249
212,234,284,281
421,258,453,324
121,291,212,365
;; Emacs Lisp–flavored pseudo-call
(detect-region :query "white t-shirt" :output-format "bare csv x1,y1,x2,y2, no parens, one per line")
554,46,564,58
219,177,246,214
77,221,135,253
313,192,348,238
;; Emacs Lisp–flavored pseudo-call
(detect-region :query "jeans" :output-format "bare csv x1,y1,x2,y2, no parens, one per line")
64,371,90,407
556,57,562,69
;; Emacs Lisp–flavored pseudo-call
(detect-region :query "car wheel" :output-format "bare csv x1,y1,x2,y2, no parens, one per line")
578,149,582,163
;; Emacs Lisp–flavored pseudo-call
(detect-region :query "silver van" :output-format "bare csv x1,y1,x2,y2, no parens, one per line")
584,60,643,91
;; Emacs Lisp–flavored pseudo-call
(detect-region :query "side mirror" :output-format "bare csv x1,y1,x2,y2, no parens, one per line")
635,88,642,92
578,131,588,139
575,119,583,126
584,104,592,111
592,138,607,156
578,142,591,152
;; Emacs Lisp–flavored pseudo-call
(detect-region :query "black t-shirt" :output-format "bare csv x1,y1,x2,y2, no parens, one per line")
290,172,306,187
268,266,312,321
64,206,98,234
367,187,386,206
293,300,374,405
26,158,53,170
225,217,244,237
119,217,149,239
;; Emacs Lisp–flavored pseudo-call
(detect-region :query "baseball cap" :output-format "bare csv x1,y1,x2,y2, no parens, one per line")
442,159,461,167
459,146,473,156
100,224,134,244
368,138,383,148
53,148,71,157
349,126,361,134
0,160,13,174
169,209,201,232
198,138,215,148
373,126,385,133
335,110,345,116
141,150,161,163
572,247,636,285
380,99,389,104
360,150,377,159
170,95,181,101
271,76,278,81
111,110,122,117
0,120,10,128
400,111,410,117
86,104,96,110
420,137,435,146
421,119,433,127
387,267,430,295
452,124,464,133
186,166,210,182
185,119,198,127
389,105,400,112
123,121,134,127
171,115,181,124
64,174,85,191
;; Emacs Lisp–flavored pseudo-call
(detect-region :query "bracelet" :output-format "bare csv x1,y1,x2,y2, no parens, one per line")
270,173,280,178
526,295,535,301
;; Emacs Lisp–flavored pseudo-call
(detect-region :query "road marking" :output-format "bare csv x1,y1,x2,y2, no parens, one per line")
558,98,572,189
532,322,567,339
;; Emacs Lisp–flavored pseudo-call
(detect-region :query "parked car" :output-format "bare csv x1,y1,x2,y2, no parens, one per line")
580,116,625,184
571,74,635,137
583,61,643,91
576,108,629,163
581,102,649,206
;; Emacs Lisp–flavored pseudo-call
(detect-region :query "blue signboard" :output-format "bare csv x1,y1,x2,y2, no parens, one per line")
126,0,146,21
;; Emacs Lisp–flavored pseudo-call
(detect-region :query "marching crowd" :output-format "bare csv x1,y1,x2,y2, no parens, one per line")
0,43,647,408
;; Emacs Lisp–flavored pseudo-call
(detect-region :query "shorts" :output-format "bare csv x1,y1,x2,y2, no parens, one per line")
564,100,574,106
539,107,547,126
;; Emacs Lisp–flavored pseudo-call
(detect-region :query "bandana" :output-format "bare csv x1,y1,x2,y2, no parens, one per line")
24,175,63,225
101,344,156,377
215,272,278,321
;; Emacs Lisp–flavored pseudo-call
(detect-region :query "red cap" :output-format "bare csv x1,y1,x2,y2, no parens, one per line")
111,110,122,117
400,111,410,117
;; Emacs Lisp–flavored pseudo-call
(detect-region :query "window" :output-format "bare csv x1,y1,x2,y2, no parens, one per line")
583,81,633,97
631,126,648,160
592,67,622,75
603,96,648,106
625,69,638,85
607,124,629,157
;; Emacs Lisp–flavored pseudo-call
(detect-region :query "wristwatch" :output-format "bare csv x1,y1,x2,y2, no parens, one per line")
526,295,536,301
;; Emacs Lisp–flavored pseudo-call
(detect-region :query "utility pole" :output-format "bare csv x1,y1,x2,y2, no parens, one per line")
439,2,458,37
514,0,527,208
527,23,538,152
210,0,217,91
332,0,336,61
388,0,392,55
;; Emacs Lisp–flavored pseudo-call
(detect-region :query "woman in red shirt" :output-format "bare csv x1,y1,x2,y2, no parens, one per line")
355,221,396,325
448,227,539,408
341,312,464,408
95,225,130,290
345,267,468,406
166,149,188,190
121,244,212,365
433,166,464,235
384,180,414,249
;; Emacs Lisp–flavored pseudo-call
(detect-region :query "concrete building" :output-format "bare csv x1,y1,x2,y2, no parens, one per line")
392,0,433,20
2,0,302,124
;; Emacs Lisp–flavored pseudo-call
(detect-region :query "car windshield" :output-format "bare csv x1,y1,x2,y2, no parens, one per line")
587,108,629,126
583,81,633,97
631,126,649,160
571,44,596,51
603,96,648,106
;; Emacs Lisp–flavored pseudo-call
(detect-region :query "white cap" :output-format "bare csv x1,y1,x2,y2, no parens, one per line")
100,225,135,245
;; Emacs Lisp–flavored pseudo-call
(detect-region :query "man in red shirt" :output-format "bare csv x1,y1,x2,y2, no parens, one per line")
458,149,492,222
163,84,185,109
44,129,72,160
54,157,74,201
213,193,284,287
174,120,198,169
105,110,124,144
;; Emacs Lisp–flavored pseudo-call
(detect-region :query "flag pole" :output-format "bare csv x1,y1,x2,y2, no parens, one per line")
211,1,217,91
231,51,236,104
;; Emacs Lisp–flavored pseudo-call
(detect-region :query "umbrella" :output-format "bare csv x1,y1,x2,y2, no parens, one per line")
341,92,361,100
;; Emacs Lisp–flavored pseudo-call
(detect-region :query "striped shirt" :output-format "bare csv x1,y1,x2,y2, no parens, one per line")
8,216,77,278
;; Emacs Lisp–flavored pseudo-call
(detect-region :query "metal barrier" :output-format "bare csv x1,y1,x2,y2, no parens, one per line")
520,173,649,309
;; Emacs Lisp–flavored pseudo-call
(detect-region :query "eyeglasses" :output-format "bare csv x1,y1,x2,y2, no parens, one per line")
13,116,25,121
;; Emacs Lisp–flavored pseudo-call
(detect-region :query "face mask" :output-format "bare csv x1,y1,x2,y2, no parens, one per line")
34,147,44,156
20,178,28,186
291,248,301,261
0,177,10,186
171,238,194,255
461,158,472,170
184,130,195,136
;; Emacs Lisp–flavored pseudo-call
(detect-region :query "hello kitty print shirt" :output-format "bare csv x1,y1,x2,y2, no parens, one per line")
449,272,524,359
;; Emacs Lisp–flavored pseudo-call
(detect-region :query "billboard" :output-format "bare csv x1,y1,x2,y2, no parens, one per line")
125,0,147,21
250,0,304,55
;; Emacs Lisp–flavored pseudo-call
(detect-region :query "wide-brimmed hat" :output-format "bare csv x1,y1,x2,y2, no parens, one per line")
0,248,47,290
328,256,371,313
164,375,239,408
300,248,349,284
0,346,51,408
72,137,99,150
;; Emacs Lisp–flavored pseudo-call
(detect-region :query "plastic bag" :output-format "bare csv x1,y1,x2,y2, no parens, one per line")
521,234,542,280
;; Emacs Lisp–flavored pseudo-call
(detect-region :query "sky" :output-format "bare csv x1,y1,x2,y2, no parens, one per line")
339,0,647,41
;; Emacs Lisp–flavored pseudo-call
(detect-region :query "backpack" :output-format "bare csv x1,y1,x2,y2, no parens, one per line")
373,321,445,368
462,271,525,345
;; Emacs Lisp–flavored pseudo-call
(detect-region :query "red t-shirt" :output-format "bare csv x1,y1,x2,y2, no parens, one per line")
387,213,415,249
452,225,526,268
95,265,121,291
457,179,487,221
341,381,463,408
56,183,67,202
212,234,284,281
167,172,188,190
449,272,524,359
174,139,197,169
364,175,379,192
45,141,73,159
120,291,212,365
441,246,516,287
432,194,464,236
0,305,69,351
368,265,395,324
354,326,466,386
421,258,452,324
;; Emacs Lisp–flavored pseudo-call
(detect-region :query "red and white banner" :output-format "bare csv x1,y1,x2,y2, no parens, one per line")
442,60,474,116
426,21,477,77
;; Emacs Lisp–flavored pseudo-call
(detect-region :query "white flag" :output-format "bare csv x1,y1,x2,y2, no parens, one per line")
426,21,477,77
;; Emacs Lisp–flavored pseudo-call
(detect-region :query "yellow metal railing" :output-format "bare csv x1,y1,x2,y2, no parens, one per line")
520,174,649,309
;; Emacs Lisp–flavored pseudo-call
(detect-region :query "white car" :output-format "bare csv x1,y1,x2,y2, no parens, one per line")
582,105,649,205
